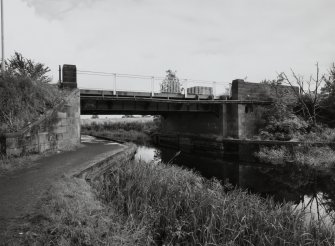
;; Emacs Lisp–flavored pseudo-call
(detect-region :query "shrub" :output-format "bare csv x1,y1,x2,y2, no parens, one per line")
0,53,63,133
0,75,62,132
259,102,309,140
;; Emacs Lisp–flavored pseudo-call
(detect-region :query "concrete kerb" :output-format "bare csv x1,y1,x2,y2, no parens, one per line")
73,143,137,182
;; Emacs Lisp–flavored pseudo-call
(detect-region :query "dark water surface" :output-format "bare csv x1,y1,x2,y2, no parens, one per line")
134,145,335,225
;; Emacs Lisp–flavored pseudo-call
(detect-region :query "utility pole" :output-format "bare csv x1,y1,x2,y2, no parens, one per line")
1,0,4,74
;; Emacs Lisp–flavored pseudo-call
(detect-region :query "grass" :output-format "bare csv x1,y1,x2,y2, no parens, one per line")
81,118,160,145
99,159,335,245
1,176,147,246
0,152,53,175
256,145,335,168
2,160,334,245
81,119,159,133
84,129,151,145
3,151,330,244
296,127,335,142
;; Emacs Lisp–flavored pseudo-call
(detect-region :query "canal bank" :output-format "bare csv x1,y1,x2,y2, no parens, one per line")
3,135,334,245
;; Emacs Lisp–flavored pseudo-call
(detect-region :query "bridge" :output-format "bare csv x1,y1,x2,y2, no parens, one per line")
0,64,298,157
60,64,297,140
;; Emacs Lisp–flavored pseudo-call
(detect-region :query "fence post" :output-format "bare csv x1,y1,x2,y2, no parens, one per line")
151,76,154,97
58,65,62,83
184,79,188,98
113,73,117,96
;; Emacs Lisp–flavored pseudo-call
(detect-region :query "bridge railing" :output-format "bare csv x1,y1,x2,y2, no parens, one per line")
77,70,231,98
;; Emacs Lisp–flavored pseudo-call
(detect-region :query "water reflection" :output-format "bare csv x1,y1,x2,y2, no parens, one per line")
135,145,335,225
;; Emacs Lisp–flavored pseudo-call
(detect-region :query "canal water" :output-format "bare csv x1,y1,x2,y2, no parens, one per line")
134,145,335,225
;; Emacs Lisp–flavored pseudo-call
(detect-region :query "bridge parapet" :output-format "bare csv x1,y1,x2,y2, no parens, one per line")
231,79,298,104
61,64,77,89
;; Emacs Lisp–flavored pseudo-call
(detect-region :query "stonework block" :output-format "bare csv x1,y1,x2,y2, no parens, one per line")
56,133,64,140
57,112,67,119
38,132,49,144
7,148,22,156
4,88,81,157
53,126,67,134
6,137,18,149
40,143,51,152
61,119,68,126
25,144,39,153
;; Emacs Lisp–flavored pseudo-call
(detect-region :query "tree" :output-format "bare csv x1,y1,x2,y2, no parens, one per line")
160,70,182,93
319,63,335,127
322,63,335,96
5,52,51,83
278,63,324,126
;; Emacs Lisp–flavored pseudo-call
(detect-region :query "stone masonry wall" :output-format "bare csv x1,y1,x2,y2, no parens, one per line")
2,89,81,156
231,79,298,104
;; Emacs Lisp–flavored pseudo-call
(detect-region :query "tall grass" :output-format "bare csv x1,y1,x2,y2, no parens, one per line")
4,160,334,245
256,145,335,168
81,120,160,144
99,160,335,245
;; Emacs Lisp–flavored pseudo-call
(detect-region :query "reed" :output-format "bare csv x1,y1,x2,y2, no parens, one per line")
99,159,335,245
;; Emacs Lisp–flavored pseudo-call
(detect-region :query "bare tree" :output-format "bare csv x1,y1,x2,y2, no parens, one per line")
278,63,325,126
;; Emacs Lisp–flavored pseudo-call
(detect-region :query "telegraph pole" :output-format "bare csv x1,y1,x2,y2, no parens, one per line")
1,0,4,74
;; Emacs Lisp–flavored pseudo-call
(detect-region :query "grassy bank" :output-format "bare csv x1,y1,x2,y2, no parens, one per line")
1,176,145,246
4,159,334,245
81,119,160,145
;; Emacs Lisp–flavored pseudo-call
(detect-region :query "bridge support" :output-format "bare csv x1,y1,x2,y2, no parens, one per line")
160,103,265,139
160,79,297,139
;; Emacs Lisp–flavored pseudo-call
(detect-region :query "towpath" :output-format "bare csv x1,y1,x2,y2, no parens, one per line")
0,135,126,232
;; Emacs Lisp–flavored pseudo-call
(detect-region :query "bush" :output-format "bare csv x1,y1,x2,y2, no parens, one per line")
0,75,62,132
259,102,309,141
0,53,63,133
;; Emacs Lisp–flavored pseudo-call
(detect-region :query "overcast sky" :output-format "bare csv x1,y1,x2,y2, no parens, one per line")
6,0,335,92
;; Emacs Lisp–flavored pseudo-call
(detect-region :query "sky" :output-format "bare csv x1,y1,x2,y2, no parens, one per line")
5,0,335,94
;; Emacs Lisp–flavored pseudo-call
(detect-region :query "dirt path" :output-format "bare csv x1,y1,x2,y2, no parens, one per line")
0,135,126,232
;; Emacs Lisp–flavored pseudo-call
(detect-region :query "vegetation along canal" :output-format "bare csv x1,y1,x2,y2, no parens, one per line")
134,143,335,226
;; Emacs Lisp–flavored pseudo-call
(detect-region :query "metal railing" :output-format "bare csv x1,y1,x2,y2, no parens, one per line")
77,70,231,98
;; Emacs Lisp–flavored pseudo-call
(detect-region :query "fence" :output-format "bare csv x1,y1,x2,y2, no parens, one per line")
76,70,231,97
